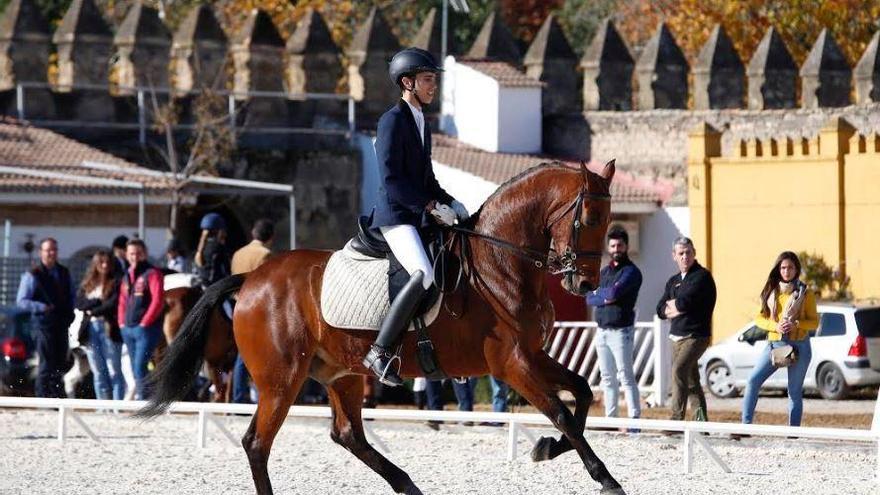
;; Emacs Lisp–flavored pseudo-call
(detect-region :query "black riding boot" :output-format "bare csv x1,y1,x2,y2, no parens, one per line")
362,270,427,387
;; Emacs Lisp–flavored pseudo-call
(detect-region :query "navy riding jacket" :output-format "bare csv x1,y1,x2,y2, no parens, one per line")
371,99,454,228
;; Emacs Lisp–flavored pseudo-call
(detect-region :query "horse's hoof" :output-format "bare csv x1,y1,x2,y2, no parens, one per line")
402,485,424,495
599,485,627,495
530,436,554,462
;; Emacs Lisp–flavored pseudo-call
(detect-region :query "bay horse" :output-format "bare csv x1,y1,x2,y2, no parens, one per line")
162,275,236,401
140,161,625,495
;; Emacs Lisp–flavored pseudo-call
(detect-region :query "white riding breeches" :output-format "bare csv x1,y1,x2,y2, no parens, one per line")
379,225,434,290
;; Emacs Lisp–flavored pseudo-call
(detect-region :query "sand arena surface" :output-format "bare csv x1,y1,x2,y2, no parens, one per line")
0,408,876,494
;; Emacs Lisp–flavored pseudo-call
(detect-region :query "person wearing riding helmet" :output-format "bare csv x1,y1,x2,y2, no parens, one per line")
194,212,231,286
361,47,470,387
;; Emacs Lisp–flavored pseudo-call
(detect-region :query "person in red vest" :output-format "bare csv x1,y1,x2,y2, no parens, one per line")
117,239,164,400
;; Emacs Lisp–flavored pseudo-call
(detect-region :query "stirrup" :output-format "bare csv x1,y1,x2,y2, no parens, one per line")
377,354,402,386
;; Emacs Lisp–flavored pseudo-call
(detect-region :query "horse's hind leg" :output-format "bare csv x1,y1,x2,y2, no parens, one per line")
326,374,422,495
241,366,305,495
501,352,624,494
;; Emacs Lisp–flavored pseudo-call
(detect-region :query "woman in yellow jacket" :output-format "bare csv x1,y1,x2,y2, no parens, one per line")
742,251,819,426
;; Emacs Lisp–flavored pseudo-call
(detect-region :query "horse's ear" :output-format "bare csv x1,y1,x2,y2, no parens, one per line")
579,160,589,184
600,159,616,182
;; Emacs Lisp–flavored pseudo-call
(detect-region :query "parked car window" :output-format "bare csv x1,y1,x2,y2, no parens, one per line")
855,309,880,338
817,313,846,337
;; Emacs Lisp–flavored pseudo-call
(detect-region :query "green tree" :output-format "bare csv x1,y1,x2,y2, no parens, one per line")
797,251,852,301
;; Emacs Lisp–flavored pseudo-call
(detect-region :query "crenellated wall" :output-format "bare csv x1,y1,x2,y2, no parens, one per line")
688,118,880,341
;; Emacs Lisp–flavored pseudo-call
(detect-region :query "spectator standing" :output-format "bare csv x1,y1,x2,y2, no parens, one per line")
194,213,231,287
489,377,509,413
656,237,716,423
16,238,75,398
741,251,818,427
165,239,186,273
586,227,643,421
118,239,164,400
229,219,274,404
76,249,125,400
111,235,129,276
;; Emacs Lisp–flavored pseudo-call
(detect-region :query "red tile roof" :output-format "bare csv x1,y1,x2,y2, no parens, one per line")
0,118,177,195
458,59,544,88
431,134,674,205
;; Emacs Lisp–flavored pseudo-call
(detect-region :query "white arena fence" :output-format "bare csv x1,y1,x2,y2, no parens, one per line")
0,396,878,480
548,318,670,407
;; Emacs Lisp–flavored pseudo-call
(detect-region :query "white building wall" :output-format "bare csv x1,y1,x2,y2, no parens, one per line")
441,57,500,152
497,87,542,153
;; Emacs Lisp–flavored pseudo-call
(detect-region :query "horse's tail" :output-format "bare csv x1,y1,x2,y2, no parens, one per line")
136,274,245,418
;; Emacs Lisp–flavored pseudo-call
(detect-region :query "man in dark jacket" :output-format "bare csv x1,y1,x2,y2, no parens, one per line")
586,227,642,420
656,236,717,423
361,48,469,386
16,238,75,398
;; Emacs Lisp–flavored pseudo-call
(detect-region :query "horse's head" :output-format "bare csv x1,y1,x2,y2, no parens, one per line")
546,160,615,296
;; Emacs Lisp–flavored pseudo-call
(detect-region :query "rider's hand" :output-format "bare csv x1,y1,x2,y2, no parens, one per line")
450,200,470,221
430,204,457,226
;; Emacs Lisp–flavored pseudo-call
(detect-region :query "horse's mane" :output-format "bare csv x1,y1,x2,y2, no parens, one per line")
460,160,571,229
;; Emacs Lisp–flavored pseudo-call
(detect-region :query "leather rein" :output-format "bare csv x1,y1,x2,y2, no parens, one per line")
449,187,611,276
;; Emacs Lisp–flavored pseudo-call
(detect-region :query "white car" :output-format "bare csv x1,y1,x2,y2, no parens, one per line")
699,303,880,400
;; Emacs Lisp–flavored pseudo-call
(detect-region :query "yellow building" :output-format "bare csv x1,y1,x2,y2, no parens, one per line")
688,118,880,342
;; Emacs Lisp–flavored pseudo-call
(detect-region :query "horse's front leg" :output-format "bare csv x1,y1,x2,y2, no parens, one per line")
499,351,625,495
530,353,593,462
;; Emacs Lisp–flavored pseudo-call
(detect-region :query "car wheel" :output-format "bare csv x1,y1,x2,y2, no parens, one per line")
817,363,849,400
706,360,737,398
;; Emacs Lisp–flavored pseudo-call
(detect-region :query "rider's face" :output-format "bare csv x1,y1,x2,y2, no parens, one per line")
403,72,437,104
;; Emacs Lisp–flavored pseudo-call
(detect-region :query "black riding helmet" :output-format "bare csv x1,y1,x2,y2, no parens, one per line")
388,47,443,89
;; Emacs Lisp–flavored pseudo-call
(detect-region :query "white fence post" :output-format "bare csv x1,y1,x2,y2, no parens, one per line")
197,410,208,448
57,406,67,443
653,315,670,407
683,428,693,473
507,421,519,461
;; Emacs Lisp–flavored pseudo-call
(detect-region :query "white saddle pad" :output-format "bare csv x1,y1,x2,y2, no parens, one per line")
320,241,441,331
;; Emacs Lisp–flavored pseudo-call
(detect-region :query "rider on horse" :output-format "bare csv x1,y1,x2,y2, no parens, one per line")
362,47,470,387
194,212,231,287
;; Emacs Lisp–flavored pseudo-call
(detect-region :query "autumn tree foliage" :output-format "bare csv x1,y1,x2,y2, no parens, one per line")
613,0,880,66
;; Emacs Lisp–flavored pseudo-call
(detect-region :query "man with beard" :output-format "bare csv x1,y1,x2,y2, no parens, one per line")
586,227,643,422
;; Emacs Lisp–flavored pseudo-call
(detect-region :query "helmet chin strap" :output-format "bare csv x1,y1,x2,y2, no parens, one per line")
405,77,428,107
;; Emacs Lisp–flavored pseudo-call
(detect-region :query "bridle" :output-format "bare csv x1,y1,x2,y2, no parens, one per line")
449,184,611,277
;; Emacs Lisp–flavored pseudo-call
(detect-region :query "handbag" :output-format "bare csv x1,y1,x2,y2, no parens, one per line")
770,343,798,368
77,314,91,347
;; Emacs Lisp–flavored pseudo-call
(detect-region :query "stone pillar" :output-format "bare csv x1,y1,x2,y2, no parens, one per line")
855,31,880,104
171,5,228,95
0,0,54,118
113,2,170,94
800,29,851,109
635,23,688,109
746,27,797,109
523,14,579,115
466,10,521,65
347,6,400,126
231,9,288,127
693,25,743,109
580,18,633,111
686,122,721,268
286,8,342,126
52,0,114,121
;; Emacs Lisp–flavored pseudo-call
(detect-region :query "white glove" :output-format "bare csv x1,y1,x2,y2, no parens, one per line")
430,203,457,226
450,200,470,221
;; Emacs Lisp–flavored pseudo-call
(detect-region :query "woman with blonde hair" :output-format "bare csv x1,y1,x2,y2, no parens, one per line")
741,251,818,427
76,249,125,400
